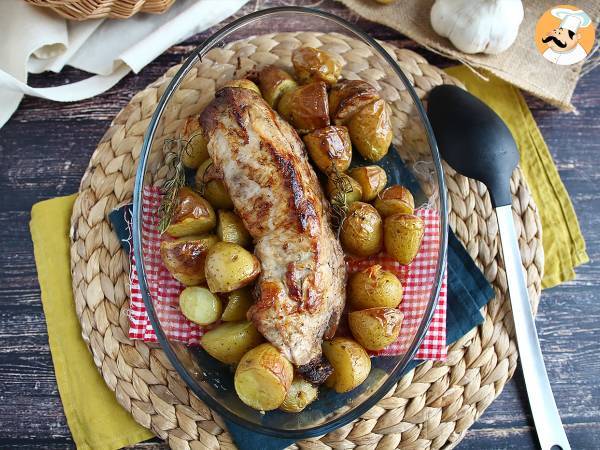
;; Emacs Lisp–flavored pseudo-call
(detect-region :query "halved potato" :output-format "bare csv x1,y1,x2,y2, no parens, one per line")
322,337,371,393
347,99,393,162
221,79,261,95
234,343,294,411
201,321,264,365
383,213,424,265
277,81,330,134
179,286,222,325
291,46,341,85
280,377,318,413
374,185,415,217
325,173,363,206
195,159,234,209
329,79,379,125
205,242,261,293
165,187,216,237
348,264,403,310
160,235,219,286
340,202,383,257
217,210,252,248
181,117,209,169
258,65,298,108
348,165,387,202
348,307,403,351
303,125,352,174
221,287,254,322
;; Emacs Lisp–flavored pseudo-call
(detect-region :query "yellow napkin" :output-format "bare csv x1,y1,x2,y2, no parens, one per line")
29,67,587,450
30,195,154,450
446,66,588,288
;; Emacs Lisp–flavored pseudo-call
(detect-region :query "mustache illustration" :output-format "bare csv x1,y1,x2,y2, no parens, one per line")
542,35,567,48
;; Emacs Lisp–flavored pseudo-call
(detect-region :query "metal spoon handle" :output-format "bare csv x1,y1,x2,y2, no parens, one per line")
496,205,570,450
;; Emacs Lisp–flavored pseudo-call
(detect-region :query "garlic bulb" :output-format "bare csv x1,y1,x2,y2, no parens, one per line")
430,0,524,54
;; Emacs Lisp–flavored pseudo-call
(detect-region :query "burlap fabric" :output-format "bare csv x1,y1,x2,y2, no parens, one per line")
339,0,600,111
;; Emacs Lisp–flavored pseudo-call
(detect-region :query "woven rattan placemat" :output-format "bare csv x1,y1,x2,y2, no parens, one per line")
70,32,543,449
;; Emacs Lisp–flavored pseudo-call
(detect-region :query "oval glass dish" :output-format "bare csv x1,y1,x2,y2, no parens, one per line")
133,6,447,439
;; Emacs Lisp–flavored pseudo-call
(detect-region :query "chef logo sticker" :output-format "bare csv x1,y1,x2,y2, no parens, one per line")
535,5,595,65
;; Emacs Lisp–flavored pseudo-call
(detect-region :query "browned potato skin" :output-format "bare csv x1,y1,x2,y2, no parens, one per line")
277,82,330,134
383,213,425,264
348,264,403,310
221,79,261,95
340,202,383,256
348,99,393,161
258,65,298,108
195,159,234,210
323,337,371,393
329,79,379,125
348,166,387,202
325,174,363,205
181,117,209,169
166,187,217,237
160,235,219,286
303,126,352,174
291,47,342,85
348,307,403,351
374,185,415,218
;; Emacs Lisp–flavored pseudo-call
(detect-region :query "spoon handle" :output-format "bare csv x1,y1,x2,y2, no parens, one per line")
496,205,571,450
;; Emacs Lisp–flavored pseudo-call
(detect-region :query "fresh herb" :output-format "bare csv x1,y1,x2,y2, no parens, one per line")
327,165,353,232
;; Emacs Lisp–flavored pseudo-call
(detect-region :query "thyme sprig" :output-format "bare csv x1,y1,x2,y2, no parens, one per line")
327,165,353,233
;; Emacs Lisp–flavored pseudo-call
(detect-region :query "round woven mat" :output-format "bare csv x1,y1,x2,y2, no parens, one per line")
70,32,543,450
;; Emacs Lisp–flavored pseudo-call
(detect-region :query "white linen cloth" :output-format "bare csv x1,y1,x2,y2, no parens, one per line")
0,0,249,128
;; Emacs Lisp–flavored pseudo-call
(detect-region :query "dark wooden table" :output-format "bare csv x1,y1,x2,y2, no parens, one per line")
1,1,598,448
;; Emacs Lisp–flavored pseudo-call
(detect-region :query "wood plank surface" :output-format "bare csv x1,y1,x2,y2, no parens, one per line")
0,0,598,448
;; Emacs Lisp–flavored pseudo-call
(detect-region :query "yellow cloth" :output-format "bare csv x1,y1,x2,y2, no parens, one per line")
30,195,154,450
446,66,588,288
28,67,587,450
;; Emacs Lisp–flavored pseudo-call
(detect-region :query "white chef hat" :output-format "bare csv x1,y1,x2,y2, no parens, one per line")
551,8,592,33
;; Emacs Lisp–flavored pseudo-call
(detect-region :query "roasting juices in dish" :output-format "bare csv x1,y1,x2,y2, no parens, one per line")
157,46,425,412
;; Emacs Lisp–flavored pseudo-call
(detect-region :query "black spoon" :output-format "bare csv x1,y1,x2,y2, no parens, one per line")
427,85,570,450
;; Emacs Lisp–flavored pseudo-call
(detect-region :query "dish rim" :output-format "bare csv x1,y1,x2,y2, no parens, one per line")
132,6,448,439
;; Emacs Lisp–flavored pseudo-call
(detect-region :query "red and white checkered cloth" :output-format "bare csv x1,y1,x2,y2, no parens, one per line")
129,187,447,360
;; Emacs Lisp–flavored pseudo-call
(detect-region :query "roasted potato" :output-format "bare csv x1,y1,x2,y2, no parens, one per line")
277,81,330,134
348,307,403,351
280,377,318,413
179,286,223,325
205,242,261,293
291,46,342,85
383,213,424,264
221,287,254,322
201,321,264,365
181,117,209,169
234,343,294,411
348,99,393,161
329,79,380,125
374,185,415,217
160,235,219,286
165,187,216,237
348,165,387,202
195,158,234,209
258,65,298,108
326,173,363,206
221,78,261,95
323,337,371,393
217,210,252,248
340,202,383,257
303,126,352,174
348,264,403,310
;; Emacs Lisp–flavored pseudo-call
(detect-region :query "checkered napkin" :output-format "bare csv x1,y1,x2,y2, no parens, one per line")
129,187,448,360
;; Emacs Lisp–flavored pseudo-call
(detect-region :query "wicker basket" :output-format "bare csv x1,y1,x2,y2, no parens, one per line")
25,0,176,20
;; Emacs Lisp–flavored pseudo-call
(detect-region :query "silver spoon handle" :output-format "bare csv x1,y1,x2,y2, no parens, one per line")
496,205,570,450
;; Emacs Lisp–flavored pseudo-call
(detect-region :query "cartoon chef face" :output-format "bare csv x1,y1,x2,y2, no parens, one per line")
542,27,580,53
